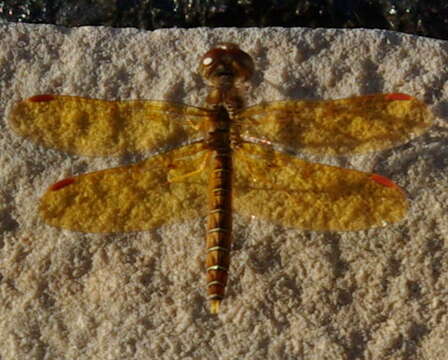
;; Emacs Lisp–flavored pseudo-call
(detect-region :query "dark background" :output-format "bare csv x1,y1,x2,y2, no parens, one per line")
0,0,447,41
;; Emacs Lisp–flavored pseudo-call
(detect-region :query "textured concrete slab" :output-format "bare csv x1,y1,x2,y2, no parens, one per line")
1,24,447,359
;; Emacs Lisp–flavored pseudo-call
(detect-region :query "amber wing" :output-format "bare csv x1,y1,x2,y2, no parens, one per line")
238,93,432,155
10,95,212,156
39,143,208,232
12,93,432,233
233,143,407,231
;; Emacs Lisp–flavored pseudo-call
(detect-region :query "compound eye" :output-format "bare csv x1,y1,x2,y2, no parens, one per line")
198,43,254,83
202,55,214,67
198,48,223,79
216,42,240,51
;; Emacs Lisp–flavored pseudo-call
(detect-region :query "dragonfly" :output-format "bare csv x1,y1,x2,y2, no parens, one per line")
9,43,432,314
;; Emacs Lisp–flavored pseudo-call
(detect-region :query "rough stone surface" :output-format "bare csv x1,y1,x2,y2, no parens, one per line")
0,24,447,359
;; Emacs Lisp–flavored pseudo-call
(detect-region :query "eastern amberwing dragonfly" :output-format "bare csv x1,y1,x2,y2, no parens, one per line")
9,43,432,314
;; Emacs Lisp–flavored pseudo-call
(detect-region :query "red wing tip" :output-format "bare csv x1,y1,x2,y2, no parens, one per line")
371,174,398,188
384,93,413,101
28,94,56,102
50,178,75,191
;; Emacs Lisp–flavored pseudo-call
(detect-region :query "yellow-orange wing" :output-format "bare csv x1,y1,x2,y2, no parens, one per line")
10,95,212,156
39,143,209,232
238,93,432,155
234,143,407,231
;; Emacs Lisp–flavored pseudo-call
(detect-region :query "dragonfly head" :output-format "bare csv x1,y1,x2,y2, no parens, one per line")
199,43,254,89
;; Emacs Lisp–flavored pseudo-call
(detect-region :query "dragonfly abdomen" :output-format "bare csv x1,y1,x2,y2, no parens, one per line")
206,149,233,314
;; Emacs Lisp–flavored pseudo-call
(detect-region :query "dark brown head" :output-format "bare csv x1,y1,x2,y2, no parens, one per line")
198,43,254,89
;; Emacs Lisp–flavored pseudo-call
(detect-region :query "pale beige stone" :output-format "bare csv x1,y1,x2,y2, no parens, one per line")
1,24,447,359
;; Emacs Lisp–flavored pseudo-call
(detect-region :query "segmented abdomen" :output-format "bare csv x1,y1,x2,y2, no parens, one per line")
206,149,233,314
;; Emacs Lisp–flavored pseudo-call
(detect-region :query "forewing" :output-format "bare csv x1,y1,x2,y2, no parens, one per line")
238,94,432,155
40,143,208,232
9,95,211,156
233,143,408,231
